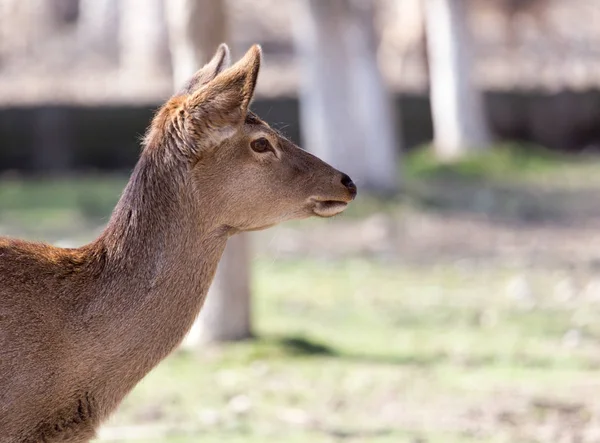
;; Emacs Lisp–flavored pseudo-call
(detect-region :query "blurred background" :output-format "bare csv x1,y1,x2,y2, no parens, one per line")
2,0,600,442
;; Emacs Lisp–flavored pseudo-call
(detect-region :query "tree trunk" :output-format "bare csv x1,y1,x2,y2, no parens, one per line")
294,0,399,193
345,0,399,192
424,0,490,160
164,0,228,90
119,0,170,78
186,235,252,344
0,0,65,59
163,0,253,345
78,0,119,66
33,107,72,174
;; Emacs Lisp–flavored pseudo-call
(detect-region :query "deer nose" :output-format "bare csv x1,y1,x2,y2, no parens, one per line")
341,173,357,199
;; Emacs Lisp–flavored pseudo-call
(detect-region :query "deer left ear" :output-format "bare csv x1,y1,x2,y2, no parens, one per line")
179,43,232,95
185,45,262,142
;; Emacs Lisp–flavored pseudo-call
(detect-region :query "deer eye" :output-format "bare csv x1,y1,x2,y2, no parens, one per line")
250,137,271,153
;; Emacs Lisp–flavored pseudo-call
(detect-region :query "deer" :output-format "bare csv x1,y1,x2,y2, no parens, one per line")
0,44,357,443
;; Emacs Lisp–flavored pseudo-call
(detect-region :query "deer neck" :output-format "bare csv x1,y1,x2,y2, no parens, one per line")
84,146,229,388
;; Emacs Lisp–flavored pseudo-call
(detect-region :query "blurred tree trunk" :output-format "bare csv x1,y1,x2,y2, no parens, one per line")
77,0,119,65
33,107,72,174
189,235,252,344
24,0,61,49
119,0,170,78
165,0,228,90
294,0,400,193
424,0,490,160
0,0,72,60
49,0,79,24
20,2,77,173
164,0,253,345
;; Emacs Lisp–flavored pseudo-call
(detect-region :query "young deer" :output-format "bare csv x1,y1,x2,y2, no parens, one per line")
0,44,356,443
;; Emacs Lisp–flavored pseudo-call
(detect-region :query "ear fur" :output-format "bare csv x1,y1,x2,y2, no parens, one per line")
184,45,262,147
179,43,231,95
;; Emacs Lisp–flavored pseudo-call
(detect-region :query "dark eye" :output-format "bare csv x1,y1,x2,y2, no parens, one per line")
251,137,271,153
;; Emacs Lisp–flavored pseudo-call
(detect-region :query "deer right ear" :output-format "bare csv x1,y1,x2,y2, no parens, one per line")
179,43,231,95
184,45,262,150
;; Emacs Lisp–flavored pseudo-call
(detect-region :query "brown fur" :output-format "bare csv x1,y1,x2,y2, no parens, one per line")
0,44,356,442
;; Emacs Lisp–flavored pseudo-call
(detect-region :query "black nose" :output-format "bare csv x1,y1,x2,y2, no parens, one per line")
341,173,357,199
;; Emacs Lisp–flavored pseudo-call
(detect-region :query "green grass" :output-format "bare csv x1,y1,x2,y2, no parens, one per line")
99,258,600,442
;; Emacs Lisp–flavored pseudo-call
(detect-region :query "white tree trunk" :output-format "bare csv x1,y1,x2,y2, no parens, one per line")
165,0,228,90
294,0,399,193
186,235,252,344
425,0,491,160
78,0,119,65
163,0,252,345
119,0,169,78
0,0,62,59
346,0,399,192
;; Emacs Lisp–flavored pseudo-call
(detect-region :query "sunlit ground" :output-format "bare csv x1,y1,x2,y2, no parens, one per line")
2,146,600,442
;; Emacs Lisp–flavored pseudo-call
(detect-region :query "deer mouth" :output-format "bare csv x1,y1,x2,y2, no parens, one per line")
311,199,349,218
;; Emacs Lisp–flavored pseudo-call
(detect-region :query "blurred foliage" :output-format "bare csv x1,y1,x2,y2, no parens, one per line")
0,175,124,242
405,142,567,182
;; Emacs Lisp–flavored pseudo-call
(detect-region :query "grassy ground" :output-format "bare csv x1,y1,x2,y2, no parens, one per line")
2,146,600,442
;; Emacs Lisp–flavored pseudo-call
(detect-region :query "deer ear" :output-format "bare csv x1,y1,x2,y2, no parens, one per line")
179,43,231,95
185,45,262,141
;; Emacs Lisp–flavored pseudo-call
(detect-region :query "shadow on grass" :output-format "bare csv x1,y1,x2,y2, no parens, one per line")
318,426,395,440
277,336,336,356
251,335,585,370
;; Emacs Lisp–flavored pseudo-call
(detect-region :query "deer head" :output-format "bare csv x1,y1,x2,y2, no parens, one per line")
148,44,357,233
